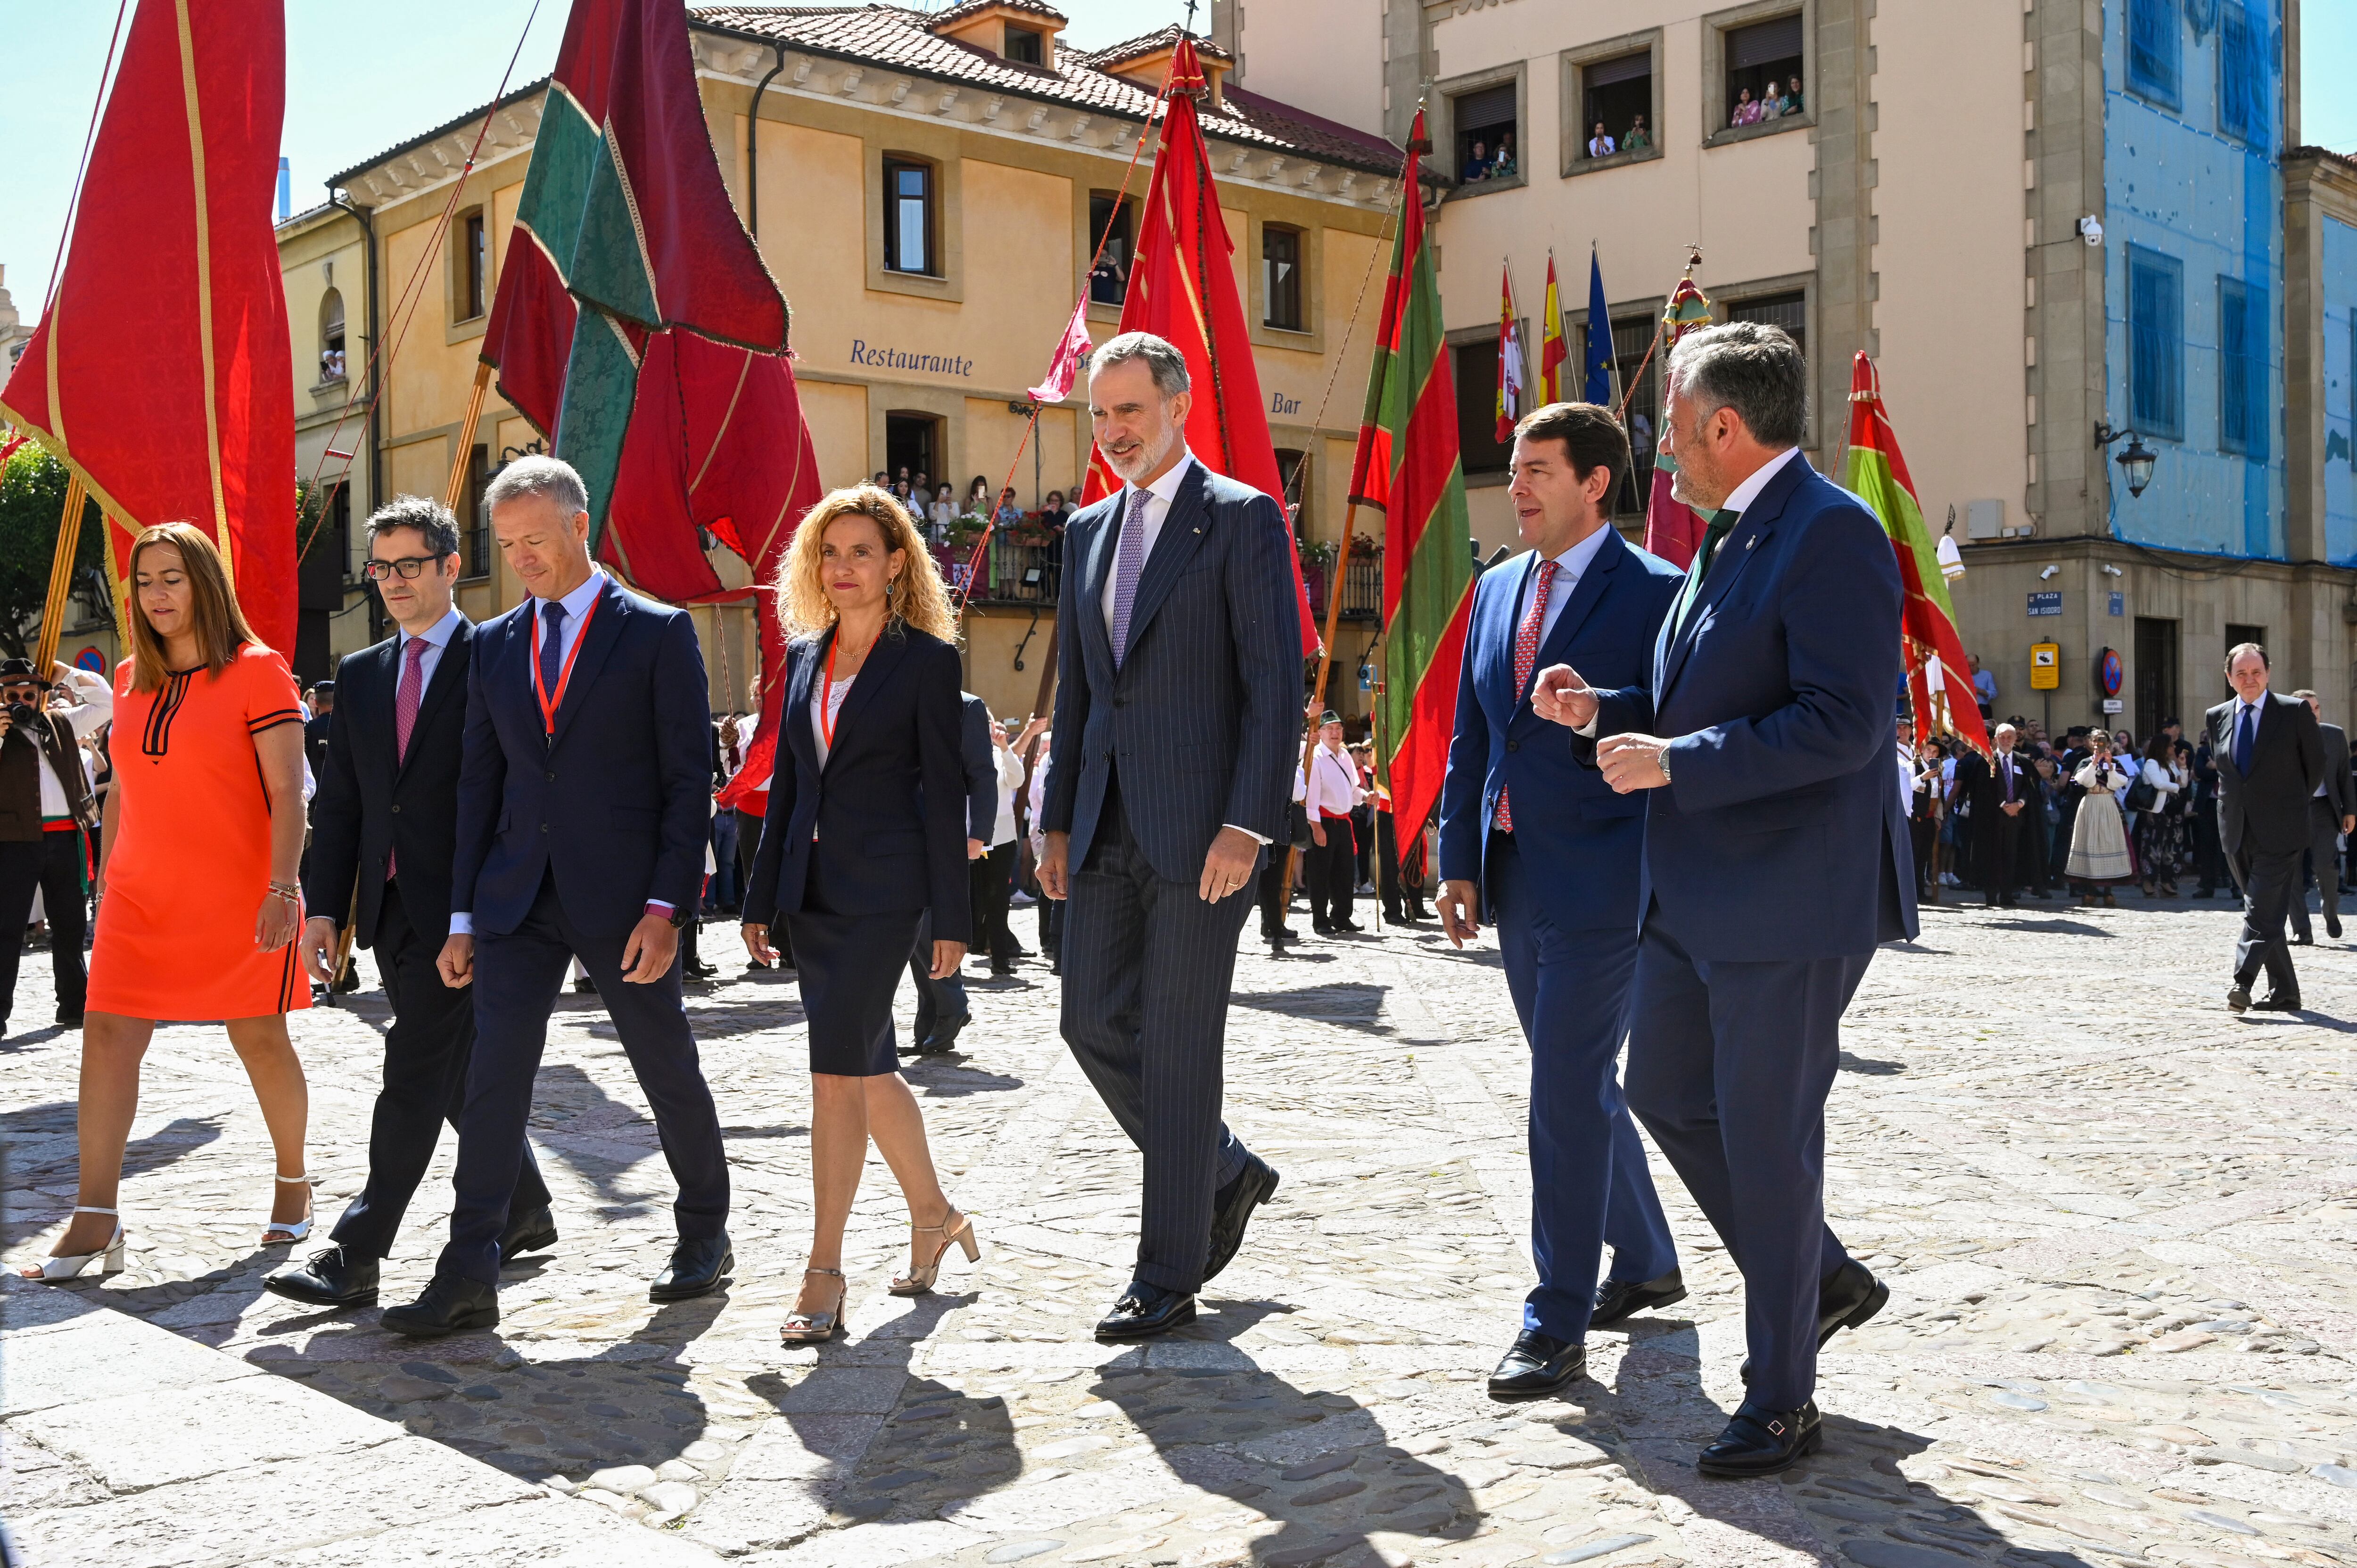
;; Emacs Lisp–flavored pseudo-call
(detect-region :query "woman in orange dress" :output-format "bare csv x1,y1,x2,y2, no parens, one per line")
19,523,314,1281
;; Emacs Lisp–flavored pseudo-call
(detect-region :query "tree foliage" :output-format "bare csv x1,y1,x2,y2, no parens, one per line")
0,443,106,661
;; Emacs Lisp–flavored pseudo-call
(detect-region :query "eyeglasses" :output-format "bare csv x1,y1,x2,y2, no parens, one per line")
361,556,444,581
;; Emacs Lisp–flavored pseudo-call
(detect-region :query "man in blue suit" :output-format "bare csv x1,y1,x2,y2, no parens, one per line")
1534,323,1912,1475
1436,402,1686,1402
381,456,732,1336
1038,333,1302,1340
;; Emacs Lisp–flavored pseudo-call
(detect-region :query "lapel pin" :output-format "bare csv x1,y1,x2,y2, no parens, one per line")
1746,536,1757,549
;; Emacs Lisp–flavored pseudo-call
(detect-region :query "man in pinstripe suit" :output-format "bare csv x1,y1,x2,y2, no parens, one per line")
1038,333,1304,1340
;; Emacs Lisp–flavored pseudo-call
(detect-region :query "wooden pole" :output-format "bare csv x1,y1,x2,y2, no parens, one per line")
1285,512,1361,902
33,478,87,677
442,361,493,513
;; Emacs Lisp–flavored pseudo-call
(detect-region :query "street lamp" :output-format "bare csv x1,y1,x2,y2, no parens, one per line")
2093,422,2156,499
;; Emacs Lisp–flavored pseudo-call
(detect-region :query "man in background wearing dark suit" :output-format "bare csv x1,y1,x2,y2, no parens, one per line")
2209,646,2325,1013
381,457,731,1336
1534,323,1909,1475
1438,401,1688,1402
271,497,556,1310
1956,723,2030,907
1038,333,1301,1340
2288,689,2352,944
907,691,995,1054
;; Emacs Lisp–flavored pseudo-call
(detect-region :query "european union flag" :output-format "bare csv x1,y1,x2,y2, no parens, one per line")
1582,251,1615,405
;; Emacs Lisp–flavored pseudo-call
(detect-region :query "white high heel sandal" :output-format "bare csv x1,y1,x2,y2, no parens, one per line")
264,1173,314,1245
20,1206,128,1282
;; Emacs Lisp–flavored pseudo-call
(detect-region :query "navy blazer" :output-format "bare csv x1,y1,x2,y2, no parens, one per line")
959,693,997,842
1584,455,1917,961
304,620,474,949
451,575,711,938
2205,690,2324,858
1041,460,1302,882
740,622,971,941
1438,529,1685,931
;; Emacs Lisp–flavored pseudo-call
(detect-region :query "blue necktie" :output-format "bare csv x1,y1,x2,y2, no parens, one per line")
1108,488,1152,669
539,600,567,699
2234,703,2256,774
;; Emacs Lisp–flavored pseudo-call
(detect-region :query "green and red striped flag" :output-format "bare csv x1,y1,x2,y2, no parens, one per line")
1845,352,1991,757
1349,110,1474,844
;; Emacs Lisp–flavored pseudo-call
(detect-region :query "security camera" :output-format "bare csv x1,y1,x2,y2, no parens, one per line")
2077,216,2104,247
2101,563,2123,577
2039,564,2060,580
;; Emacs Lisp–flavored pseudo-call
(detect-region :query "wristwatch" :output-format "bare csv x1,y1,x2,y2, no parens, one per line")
1658,745,1674,785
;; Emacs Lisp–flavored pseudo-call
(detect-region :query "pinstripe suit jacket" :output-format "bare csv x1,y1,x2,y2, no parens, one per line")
1042,458,1303,884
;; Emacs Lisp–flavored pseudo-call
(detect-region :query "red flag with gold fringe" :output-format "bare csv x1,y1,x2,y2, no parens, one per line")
0,0,296,656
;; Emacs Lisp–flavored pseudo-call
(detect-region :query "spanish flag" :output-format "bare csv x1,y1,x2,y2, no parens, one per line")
1538,253,1567,404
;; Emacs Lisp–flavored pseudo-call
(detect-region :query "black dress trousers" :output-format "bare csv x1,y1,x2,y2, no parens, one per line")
0,830,87,1025
331,880,552,1260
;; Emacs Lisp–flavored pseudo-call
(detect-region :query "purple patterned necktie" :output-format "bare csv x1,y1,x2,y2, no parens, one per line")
389,635,427,877
1108,487,1152,669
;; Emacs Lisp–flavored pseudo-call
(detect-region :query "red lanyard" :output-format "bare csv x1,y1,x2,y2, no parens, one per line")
819,623,880,752
533,591,600,736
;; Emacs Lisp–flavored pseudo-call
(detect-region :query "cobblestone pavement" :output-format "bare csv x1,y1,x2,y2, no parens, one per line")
5,892,2357,1568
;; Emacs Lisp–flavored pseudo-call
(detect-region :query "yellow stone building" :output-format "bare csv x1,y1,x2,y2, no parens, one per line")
286,4,1406,722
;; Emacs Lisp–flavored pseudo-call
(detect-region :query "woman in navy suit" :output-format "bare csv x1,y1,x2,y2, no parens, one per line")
742,486,980,1344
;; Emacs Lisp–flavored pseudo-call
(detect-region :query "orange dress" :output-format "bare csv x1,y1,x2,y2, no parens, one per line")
87,643,310,1020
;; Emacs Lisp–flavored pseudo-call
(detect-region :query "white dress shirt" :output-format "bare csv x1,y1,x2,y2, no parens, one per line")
1100,451,1199,634
34,668,112,819
532,569,607,682
1511,523,1615,652
1305,743,1364,818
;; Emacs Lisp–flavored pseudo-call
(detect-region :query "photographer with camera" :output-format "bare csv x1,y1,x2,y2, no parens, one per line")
0,657,111,1038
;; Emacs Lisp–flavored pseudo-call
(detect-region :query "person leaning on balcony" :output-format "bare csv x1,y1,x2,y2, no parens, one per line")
929,484,958,545
1624,115,1651,151
1731,86,1763,126
1587,123,1616,158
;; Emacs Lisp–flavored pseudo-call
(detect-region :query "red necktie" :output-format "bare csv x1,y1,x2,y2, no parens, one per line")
1495,559,1559,832
389,636,427,877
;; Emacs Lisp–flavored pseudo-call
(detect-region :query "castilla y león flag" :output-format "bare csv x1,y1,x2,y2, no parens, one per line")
1347,108,1473,846
1845,353,1990,759
0,0,296,656
481,0,820,813
1078,38,1317,655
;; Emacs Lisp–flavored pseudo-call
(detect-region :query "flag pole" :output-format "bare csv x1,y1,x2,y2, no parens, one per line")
442,361,493,513
33,478,87,677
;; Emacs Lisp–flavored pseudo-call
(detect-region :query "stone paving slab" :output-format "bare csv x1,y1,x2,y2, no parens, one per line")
5,894,2357,1567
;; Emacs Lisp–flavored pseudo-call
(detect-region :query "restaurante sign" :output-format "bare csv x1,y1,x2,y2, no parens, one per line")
849,339,974,378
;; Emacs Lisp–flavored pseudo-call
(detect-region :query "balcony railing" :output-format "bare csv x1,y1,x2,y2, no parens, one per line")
959,537,1062,606
1304,545,1384,624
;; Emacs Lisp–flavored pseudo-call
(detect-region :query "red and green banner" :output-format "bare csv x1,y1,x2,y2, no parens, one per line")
1845,352,1991,758
480,0,789,550
1076,39,1316,654
0,0,297,656
1349,109,1473,845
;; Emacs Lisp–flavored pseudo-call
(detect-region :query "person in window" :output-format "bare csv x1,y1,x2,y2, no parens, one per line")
911,470,931,500
1623,114,1651,151
1090,251,1128,305
1731,87,1763,126
964,476,991,522
1492,131,1517,178
1461,138,1490,183
873,470,891,487
924,484,955,544
1588,122,1617,158
1040,489,1069,597
1780,75,1804,116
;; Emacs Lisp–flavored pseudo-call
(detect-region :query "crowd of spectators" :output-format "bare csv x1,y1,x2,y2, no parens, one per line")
1730,74,1805,127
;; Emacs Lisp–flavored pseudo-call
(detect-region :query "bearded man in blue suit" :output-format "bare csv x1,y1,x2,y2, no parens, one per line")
1436,402,1686,1403
1534,323,1912,1476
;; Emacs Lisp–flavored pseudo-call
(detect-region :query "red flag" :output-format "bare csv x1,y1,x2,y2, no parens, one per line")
1029,296,1094,406
1079,39,1317,654
1494,261,1525,443
1640,270,1715,568
1538,254,1567,405
0,0,296,655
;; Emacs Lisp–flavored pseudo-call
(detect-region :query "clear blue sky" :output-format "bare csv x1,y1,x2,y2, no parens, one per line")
2,2,2351,316
0,0,1189,315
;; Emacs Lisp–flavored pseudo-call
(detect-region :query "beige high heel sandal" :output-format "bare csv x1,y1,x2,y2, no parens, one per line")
890,1207,980,1297
780,1267,847,1344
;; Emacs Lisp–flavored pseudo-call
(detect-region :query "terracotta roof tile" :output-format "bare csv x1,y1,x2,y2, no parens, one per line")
1075,24,1234,69
690,6,1403,176
925,0,1068,27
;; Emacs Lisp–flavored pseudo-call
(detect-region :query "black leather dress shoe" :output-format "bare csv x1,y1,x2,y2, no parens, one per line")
264,1244,379,1308
1095,1281,1195,1340
2292,933,2315,946
2253,993,2303,1012
2227,984,2252,1012
2331,913,2344,939
1590,1268,1688,1329
381,1273,499,1337
1487,1330,1585,1400
916,1013,971,1055
1203,1154,1281,1283
651,1231,733,1301
498,1206,560,1262
1698,1398,1821,1478
1742,1260,1888,1381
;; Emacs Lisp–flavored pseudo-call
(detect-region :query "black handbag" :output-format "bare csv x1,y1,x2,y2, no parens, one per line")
2123,772,2157,812
1286,799,1313,850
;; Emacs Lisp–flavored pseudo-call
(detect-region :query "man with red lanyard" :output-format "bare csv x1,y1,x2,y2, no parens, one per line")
0,657,109,1038
1302,710,1364,935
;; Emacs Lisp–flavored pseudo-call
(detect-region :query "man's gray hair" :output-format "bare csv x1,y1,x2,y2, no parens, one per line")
1088,331,1191,398
1667,320,1808,449
365,494,461,559
484,453,590,518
